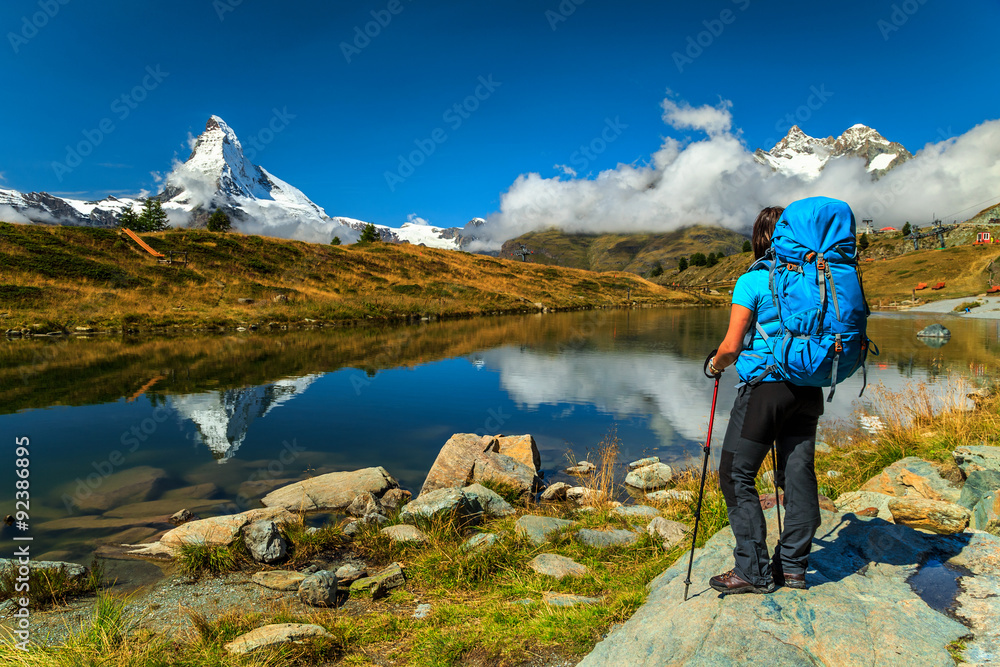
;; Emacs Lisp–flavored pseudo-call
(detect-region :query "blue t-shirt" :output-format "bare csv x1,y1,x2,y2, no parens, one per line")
733,269,781,383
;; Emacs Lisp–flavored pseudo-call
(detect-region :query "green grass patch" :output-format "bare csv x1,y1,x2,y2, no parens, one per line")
0,558,106,609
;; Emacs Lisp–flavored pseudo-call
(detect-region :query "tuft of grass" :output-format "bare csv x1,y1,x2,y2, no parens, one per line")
176,540,249,579
953,301,981,312
0,558,106,609
814,379,1000,499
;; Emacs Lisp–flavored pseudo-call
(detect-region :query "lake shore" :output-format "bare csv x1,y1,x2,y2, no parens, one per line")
5,384,1000,666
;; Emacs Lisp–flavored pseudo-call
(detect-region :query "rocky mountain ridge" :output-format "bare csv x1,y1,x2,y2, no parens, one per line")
754,123,912,180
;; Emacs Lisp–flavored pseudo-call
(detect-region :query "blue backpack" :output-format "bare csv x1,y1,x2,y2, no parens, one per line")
746,196,877,401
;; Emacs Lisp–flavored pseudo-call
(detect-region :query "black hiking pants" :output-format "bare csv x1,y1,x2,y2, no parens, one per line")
718,381,823,587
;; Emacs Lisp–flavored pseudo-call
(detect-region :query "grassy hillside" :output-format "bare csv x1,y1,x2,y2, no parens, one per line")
0,223,699,331
659,235,1000,306
499,226,748,275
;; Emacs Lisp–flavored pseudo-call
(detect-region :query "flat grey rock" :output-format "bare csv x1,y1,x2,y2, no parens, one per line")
624,463,674,491
399,488,483,525
627,456,659,471
579,510,975,667
576,528,639,548
529,553,589,578
462,483,516,517
515,515,575,545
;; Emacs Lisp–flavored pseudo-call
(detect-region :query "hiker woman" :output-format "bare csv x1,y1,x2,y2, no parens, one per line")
706,206,823,593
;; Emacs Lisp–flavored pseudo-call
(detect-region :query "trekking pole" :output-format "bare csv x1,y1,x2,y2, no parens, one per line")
771,443,783,536
683,350,721,602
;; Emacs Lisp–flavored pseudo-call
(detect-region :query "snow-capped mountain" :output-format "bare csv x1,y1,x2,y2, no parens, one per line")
0,188,141,227
159,116,359,242
0,115,481,247
341,216,488,250
169,374,319,463
754,124,912,180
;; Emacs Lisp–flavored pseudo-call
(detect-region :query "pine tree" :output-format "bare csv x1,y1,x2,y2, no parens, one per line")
207,209,232,232
678,256,688,272
859,232,870,250
330,236,341,246
901,222,912,237
358,223,379,243
118,206,139,229
707,252,718,267
650,260,664,277
690,252,707,267
742,240,752,253
137,199,168,232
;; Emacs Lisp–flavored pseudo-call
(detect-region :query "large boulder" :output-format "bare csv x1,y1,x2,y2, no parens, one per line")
495,434,541,473
888,497,970,534
242,520,287,564
861,457,961,503
954,445,1000,475
419,434,497,496
224,623,334,654
579,510,970,666
261,467,398,512
399,488,483,525
471,451,536,496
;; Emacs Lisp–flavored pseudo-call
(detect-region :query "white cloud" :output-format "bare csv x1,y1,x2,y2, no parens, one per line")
405,213,431,226
554,164,577,178
661,93,734,137
478,95,1000,248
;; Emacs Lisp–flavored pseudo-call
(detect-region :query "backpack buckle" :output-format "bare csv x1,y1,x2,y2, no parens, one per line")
817,258,827,271
834,339,843,353
805,251,816,262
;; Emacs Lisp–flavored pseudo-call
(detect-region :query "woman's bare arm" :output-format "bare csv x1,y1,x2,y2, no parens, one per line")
712,304,753,372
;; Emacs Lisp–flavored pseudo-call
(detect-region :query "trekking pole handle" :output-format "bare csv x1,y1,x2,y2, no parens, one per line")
704,349,721,379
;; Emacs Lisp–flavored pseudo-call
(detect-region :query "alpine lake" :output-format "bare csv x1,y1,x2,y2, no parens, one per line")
2,307,999,588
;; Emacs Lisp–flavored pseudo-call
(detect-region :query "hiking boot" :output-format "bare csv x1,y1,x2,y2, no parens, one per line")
709,569,776,594
771,556,807,590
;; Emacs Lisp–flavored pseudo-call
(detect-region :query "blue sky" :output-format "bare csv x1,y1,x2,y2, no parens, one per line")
2,0,998,228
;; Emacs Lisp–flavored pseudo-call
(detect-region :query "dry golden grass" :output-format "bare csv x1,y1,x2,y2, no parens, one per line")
0,224,700,331
814,378,1000,498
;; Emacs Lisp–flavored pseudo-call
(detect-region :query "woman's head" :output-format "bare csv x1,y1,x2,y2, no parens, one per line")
752,206,784,259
